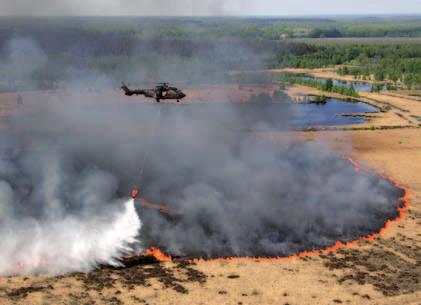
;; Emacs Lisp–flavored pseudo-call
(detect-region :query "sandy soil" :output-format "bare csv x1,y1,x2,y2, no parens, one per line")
0,84,420,305
181,84,280,103
287,84,421,129
268,67,386,84
230,67,383,84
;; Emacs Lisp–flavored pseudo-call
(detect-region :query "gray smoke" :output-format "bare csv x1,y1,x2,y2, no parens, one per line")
0,103,143,274
0,38,47,90
1,1,247,16
0,33,401,273
0,89,401,264
135,107,400,258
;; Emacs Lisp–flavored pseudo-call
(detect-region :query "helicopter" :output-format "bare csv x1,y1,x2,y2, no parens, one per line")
121,82,186,103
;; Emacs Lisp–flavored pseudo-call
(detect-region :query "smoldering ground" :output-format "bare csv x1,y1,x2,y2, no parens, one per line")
0,36,401,273
0,89,402,271
137,108,402,258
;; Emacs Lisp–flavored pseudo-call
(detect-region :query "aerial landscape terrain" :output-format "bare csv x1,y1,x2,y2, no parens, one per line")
0,1,420,305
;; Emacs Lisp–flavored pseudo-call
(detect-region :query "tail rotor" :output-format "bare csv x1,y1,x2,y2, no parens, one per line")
121,82,133,96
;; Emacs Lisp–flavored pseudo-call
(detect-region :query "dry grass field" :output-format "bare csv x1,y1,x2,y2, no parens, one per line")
0,83,419,305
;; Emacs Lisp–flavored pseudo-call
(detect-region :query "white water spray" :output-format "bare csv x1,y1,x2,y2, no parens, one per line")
0,199,141,275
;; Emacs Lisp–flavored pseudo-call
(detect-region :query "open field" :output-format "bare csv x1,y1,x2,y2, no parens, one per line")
269,68,384,84
0,82,419,305
0,15,420,305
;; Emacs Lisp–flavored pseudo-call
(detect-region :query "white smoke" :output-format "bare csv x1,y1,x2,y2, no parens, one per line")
0,38,47,88
0,0,247,16
0,199,141,275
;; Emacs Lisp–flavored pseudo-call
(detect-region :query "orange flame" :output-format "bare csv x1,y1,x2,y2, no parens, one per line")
14,258,49,273
143,247,172,261
142,157,410,263
347,157,361,172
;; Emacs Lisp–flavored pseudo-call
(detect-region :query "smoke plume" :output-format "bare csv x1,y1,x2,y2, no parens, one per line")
0,34,401,274
1,1,247,16
0,91,401,271
0,38,47,91
0,199,141,275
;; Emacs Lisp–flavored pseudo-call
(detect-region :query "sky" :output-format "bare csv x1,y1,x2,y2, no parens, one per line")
1,0,421,16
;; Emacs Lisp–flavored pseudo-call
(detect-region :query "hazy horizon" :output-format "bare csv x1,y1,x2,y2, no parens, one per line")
1,14,421,18
1,1,421,17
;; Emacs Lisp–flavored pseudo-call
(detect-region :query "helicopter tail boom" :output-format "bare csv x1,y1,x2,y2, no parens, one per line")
121,84,146,96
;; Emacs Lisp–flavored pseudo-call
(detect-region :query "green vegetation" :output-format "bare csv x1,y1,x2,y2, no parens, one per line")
307,95,327,104
371,83,384,93
309,22,421,38
287,77,359,97
0,16,420,88
275,43,421,89
385,83,398,91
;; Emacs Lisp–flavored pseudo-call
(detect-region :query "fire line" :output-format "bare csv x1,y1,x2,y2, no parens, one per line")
139,157,410,263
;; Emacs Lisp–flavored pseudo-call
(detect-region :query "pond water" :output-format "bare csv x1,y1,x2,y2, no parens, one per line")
332,79,373,92
298,76,374,92
290,98,379,127
131,98,379,130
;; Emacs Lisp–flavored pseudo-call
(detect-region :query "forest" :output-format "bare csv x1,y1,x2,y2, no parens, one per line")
276,42,421,89
0,16,420,89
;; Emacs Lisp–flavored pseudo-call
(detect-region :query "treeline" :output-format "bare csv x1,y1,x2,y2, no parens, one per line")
275,43,421,89
1,17,421,45
309,23,421,38
0,23,280,85
1,17,421,88
0,17,332,43
285,77,359,97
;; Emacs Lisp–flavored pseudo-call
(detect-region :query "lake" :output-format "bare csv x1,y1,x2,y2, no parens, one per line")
291,98,378,127
298,76,374,92
129,98,379,130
